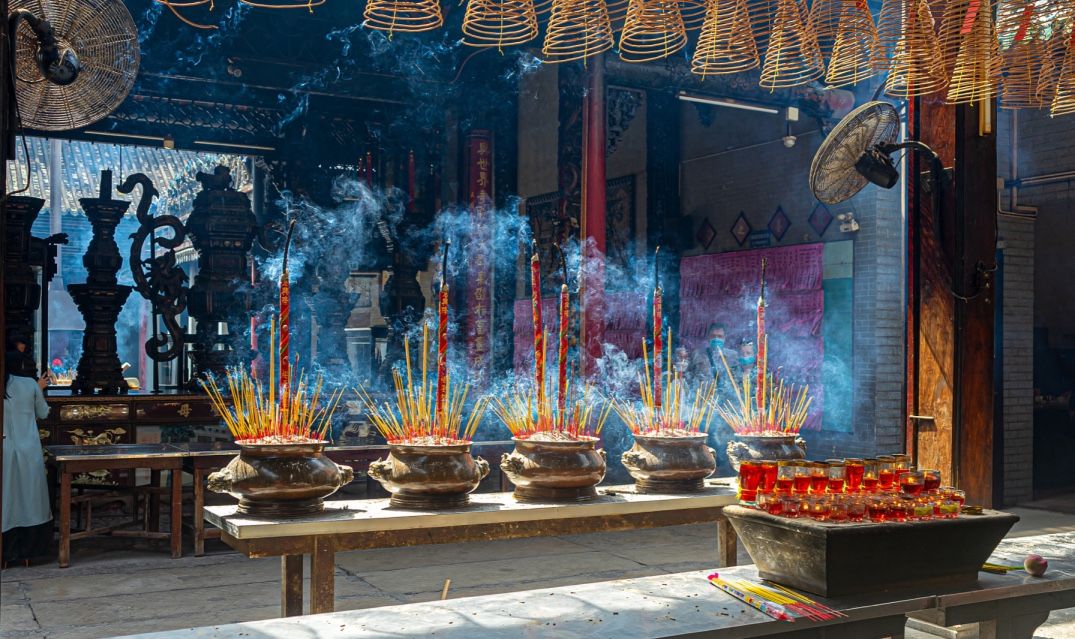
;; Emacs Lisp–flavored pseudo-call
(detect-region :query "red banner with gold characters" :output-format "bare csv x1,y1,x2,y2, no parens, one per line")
465,130,494,380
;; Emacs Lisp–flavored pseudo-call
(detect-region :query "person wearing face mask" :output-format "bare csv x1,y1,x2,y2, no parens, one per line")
689,323,740,388
738,339,758,382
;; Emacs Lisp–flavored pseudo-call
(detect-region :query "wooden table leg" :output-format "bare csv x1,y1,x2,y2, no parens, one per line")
194,467,206,557
281,555,304,617
717,513,737,568
148,469,161,533
310,537,336,615
170,467,182,558
59,468,71,568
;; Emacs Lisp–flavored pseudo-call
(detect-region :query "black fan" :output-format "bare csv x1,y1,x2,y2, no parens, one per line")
809,101,944,205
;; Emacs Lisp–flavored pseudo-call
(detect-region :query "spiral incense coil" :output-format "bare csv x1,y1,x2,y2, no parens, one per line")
997,0,1048,108
747,0,777,53
691,0,760,76
759,0,824,89
462,0,539,47
534,0,555,14
679,0,708,30
608,0,631,32
945,1,1001,103
825,0,882,87
542,0,615,63
1038,29,1069,107
239,0,325,8
364,0,444,33
879,0,948,97
809,0,847,61
1051,30,1075,117
619,0,688,62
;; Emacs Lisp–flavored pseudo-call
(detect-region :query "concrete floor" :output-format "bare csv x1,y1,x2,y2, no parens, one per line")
2,506,1074,639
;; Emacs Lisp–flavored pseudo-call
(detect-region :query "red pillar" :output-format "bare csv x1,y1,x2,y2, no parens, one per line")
580,55,606,376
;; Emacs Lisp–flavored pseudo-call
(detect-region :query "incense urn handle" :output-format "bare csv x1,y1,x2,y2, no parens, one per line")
368,458,392,481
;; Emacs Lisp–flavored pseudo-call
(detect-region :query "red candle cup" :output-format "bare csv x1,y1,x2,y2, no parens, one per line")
759,460,778,493
922,468,942,493
845,458,864,492
900,470,925,496
738,461,762,503
810,463,829,494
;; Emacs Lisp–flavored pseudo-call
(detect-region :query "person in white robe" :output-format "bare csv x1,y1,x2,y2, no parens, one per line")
3,349,51,567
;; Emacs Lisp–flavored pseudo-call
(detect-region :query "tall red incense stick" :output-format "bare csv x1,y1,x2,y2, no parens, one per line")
530,243,546,417
653,246,663,412
435,240,451,437
279,220,297,432
556,246,569,427
756,258,768,419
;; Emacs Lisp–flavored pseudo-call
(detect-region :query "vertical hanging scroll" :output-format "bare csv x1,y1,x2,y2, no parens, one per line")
465,130,495,381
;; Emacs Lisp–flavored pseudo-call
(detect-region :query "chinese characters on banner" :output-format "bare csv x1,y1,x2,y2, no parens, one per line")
465,130,494,381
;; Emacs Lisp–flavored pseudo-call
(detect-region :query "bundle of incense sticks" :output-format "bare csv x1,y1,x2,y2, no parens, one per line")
279,220,297,418
714,259,813,435
707,574,847,622
614,335,718,435
357,324,487,444
201,319,344,443
491,382,613,440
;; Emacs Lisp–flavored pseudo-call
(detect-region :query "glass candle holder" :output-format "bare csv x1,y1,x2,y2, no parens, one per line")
738,460,762,503
862,458,880,493
808,495,832,521
877,455,897,492
810,462,829,494
888,495,910,522
759,460,779,494
893,454,912,482
829,494,850,522
758,490,784,515
782,494,803,518
825,459,846,494
921,468,942,493
900,470,925,496
912,497,934,521
845,458,865,493
792,462,812,495
776,461,795,494
867,496,888,522
847,495,866,522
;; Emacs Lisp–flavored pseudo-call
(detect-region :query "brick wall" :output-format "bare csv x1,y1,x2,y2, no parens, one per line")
998,212,1035,505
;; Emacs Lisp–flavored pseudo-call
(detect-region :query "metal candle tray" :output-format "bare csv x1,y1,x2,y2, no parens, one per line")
723,505,1018,598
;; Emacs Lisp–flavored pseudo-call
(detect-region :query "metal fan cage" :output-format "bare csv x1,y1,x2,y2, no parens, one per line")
809,101,900,205
12,0,139,131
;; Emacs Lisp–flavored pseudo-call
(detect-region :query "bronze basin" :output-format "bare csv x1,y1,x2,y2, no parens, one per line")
622,433,716,493
369,442,490,509
501,436,606,503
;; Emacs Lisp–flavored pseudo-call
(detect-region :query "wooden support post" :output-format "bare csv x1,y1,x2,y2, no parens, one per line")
281,555,304,617
59,467,71,568
580,55,607,377
310,536,336,614
149,469,161,532
194,467,206,556
170,467,182,558
716,515,737,568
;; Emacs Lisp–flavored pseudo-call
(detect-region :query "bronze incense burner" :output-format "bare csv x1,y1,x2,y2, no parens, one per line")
622,433,716,493
207,441,354,517
726,434,807,472
501,436,606,503
369,442,489,509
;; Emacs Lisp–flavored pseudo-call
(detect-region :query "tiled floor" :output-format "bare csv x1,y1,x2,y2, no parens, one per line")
2,505,1074,639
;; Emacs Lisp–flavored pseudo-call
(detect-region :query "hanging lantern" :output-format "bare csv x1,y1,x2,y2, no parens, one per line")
945,0,1001,104
759,0,824,89
879,0,948,97
542,0,615,63
462,0,539,47
691,0,759,76
825,0,882,87
364,0,444,33
619,0,688,62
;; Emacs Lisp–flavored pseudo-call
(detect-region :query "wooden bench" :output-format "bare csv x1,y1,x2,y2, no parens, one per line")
104,532,1075,639
205,482,741,617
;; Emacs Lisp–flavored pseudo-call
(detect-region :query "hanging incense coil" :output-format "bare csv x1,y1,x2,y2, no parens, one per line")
1038,28,1070,107
534,0,555,13
747,0,777,53
608,0,631,30
1051,30,1075,116
879,0,948,97
945,0,1001,103
542,0,615,63
809,0,846,61
691,0,759,76
462,0,539,47
825,0,881,87
619,0,688,62
679,0,708,30
239,0,325,8
997,0,1042,107
759,0,824,89
364,0,444,33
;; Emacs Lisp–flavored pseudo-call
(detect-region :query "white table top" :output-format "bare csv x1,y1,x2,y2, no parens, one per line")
205,482,739,540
